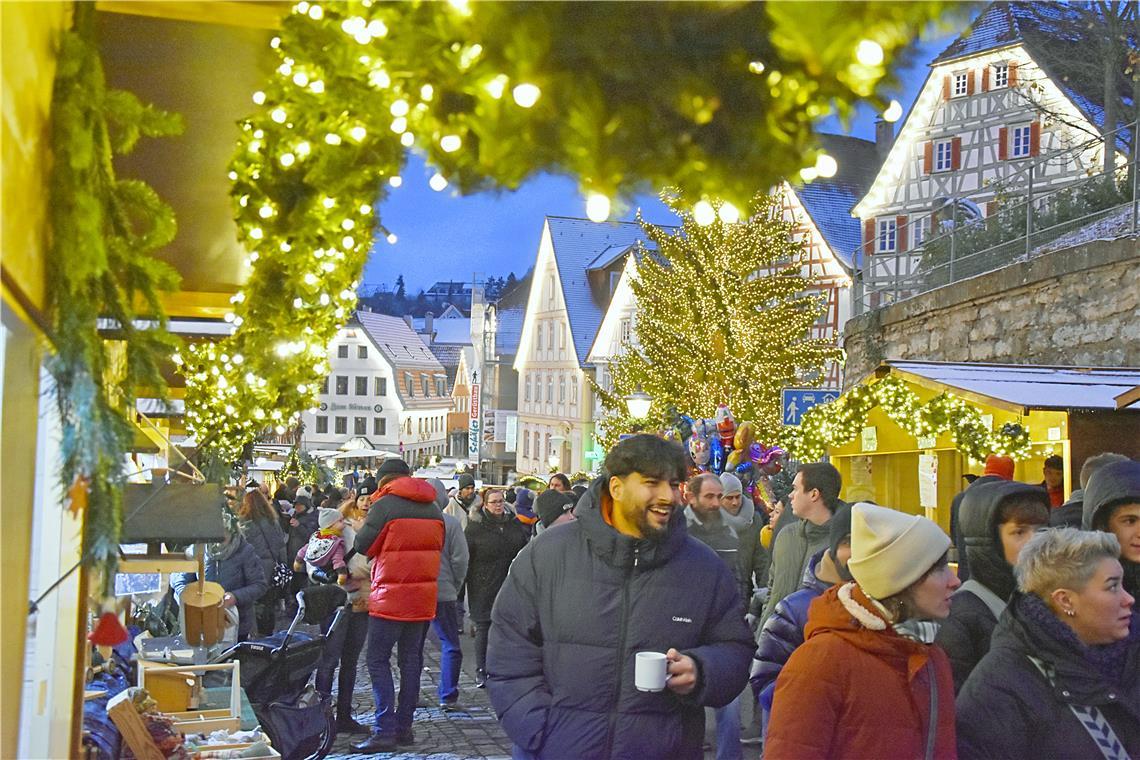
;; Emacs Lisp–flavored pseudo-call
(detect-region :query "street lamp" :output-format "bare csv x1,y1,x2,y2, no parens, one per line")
547,450,561,470
625,389,652,418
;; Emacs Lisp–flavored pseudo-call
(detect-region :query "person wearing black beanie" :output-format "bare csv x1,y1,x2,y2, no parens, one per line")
535,489,576,530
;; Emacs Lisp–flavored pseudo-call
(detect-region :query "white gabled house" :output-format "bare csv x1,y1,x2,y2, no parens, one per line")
301,310,451,466
853,2,1131,299
514,217,646,475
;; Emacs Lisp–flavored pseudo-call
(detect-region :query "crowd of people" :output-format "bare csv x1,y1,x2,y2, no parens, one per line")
173,441,1139,758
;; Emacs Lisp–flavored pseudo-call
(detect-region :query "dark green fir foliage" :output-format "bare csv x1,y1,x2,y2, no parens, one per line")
46,2,183,587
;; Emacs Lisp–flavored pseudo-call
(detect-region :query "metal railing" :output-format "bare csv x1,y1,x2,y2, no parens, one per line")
853,120,1139,314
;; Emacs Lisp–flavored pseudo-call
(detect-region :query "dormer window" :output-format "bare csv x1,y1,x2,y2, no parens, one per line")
952,71,969,98
992,63,1008,89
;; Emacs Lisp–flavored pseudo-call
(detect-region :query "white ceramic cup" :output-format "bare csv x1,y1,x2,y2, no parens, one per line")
634,651,670,692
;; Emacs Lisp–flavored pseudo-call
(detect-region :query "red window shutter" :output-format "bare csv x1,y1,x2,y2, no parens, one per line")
951,137,962,170
1008,61,1018,87
1030,121,1041,156
864,219,875,257
896,216,909,252
982,66,990,92
942,75,951,101
998,126,1008,160
966,70,975,96
923,141,934,174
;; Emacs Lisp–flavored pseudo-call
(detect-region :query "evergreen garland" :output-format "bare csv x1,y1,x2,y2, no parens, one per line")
46,2,183,588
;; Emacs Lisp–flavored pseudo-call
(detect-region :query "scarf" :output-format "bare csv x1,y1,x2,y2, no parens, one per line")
208,536,241,563
1017,591,1138,683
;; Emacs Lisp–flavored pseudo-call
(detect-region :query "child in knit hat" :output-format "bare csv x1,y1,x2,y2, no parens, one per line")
294,507,349,584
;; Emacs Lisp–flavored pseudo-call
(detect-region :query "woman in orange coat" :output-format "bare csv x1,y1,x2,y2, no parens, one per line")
766,502,961,760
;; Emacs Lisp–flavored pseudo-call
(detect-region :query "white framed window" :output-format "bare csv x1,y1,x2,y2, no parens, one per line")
316,416,328,434
355,376,367,395
421,376,430,396
373,417,386,436
992,63,1008,89
536,321,544,351
335,375,348,395
523,427,530,457
558,374,566,403
570,376,579,409
436,377,447,396
375,377,386,396
525,372,532,403
546,323,553,354
358,345,368,359
547,274,555,306
354,417,367,435
876,219,897,253
559,322,566,349
337,344,349,358
934,139,954,172
404,371,415,397
912,217,930,248
1011,124,1032,158
952,71,969,97
546,374,553,403
320,376,329,394
533,431,540,461
335,416,347,434
619,318,631,344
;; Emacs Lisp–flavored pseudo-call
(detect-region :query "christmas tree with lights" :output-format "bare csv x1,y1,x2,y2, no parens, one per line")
596,191,842,448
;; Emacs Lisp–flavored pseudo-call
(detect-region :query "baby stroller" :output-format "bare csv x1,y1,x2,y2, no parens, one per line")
213,584,349,760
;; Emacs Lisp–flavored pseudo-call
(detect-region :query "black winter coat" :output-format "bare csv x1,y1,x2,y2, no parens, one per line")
957,592,1140,759
1083,459,1140,596
464,509,530,622
285,508,319,565
949,474,1006,581
239,515,287,584
487,477,755,760
937,480,1049,692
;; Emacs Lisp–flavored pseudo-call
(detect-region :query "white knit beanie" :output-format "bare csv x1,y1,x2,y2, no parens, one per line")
318,507,342,530
847,502,950,600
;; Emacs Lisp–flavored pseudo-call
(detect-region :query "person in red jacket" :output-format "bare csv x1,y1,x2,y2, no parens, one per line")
350,458,445,753
766,502,960,760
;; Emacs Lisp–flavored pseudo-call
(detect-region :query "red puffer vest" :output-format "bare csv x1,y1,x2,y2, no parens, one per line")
354,477,445,621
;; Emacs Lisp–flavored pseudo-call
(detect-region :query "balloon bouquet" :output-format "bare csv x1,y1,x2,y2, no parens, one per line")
668,403,785,510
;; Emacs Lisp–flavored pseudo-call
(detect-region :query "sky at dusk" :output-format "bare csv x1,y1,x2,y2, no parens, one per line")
362,28,959,293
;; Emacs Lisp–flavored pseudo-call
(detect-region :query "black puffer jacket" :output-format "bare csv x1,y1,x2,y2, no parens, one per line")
464,509,530,623
957,592,1140,759
487,476,754,760
239,515,287,584
1083,458,1140,595
937,481,1049,692
949,474,1006,580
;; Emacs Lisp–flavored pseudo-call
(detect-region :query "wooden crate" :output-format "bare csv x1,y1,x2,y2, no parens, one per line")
137,661,242,733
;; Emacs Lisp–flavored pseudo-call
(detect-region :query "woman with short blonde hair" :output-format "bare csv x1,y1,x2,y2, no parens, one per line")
957,528,1139,758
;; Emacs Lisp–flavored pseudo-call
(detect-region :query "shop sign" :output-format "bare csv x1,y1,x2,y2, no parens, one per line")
861,426,878,452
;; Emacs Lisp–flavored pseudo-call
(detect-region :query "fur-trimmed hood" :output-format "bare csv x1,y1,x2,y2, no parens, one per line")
804,582,935,679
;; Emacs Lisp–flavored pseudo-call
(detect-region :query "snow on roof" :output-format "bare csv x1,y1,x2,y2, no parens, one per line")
886,360,1140,411
354,311,444,371
495,305,525,357
426,319,472,345
546,216,650,366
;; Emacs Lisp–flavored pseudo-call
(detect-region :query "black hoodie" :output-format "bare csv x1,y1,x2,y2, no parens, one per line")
936,481,1049,692
1083,458,1140,596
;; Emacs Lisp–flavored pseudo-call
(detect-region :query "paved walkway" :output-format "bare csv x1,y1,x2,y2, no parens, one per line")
326,622,512,760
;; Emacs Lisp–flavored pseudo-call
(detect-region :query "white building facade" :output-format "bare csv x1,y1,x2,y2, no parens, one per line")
301,311,450,466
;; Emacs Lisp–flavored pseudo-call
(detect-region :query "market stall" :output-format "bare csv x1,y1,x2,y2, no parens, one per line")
796,361,1140,532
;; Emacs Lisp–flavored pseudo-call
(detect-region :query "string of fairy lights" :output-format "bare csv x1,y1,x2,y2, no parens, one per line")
786,375,1036,462
175,0,951,461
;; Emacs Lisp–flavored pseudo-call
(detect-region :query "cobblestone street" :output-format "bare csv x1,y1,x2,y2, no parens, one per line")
326,623,512,760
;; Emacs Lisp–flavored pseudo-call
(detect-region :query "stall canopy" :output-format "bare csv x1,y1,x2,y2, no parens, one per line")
885,361,1140,412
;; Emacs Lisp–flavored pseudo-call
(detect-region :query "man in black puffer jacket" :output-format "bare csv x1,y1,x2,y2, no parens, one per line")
487,435,754,759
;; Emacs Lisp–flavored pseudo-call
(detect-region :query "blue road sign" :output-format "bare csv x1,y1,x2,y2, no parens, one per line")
782,388,840,426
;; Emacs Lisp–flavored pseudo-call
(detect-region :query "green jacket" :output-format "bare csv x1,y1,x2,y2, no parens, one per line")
759,515,832,629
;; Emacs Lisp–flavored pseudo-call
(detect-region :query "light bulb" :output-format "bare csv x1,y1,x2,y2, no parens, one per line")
856,39,884,67
350,126,367,141
387,233,398,244
389,176,403,188
310,80,324,94
800,166,819,182
295,141,311,157
440,134,462,152
390,99,409,117
585,193,611,222
512,83,541,108
259,205,274,218
307,4,322,20
420,84,434,101
748,61,766,75
429,172,448,191
390,117,407,133
325,133,342,145
292,72,309,87
342,235,355,248
304,273,318,285
249,227,264,240
718,202,740,224
342,218,355,230
252,91,266,105
883,99,903,122
367,20,387,37
322,197,336,209
280,152,296,167
693,200,716,226
400,132,415,147
271,108,287,123
815,153,838,178
486,75,508,99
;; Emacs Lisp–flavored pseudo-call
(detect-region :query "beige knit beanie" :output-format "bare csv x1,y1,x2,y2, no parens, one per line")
847,502,950,600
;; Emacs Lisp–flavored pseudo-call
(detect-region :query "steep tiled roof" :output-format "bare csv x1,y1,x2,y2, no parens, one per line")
792,133,880,269
546,217,649,366
354,311,444,371
934,2,1134,149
